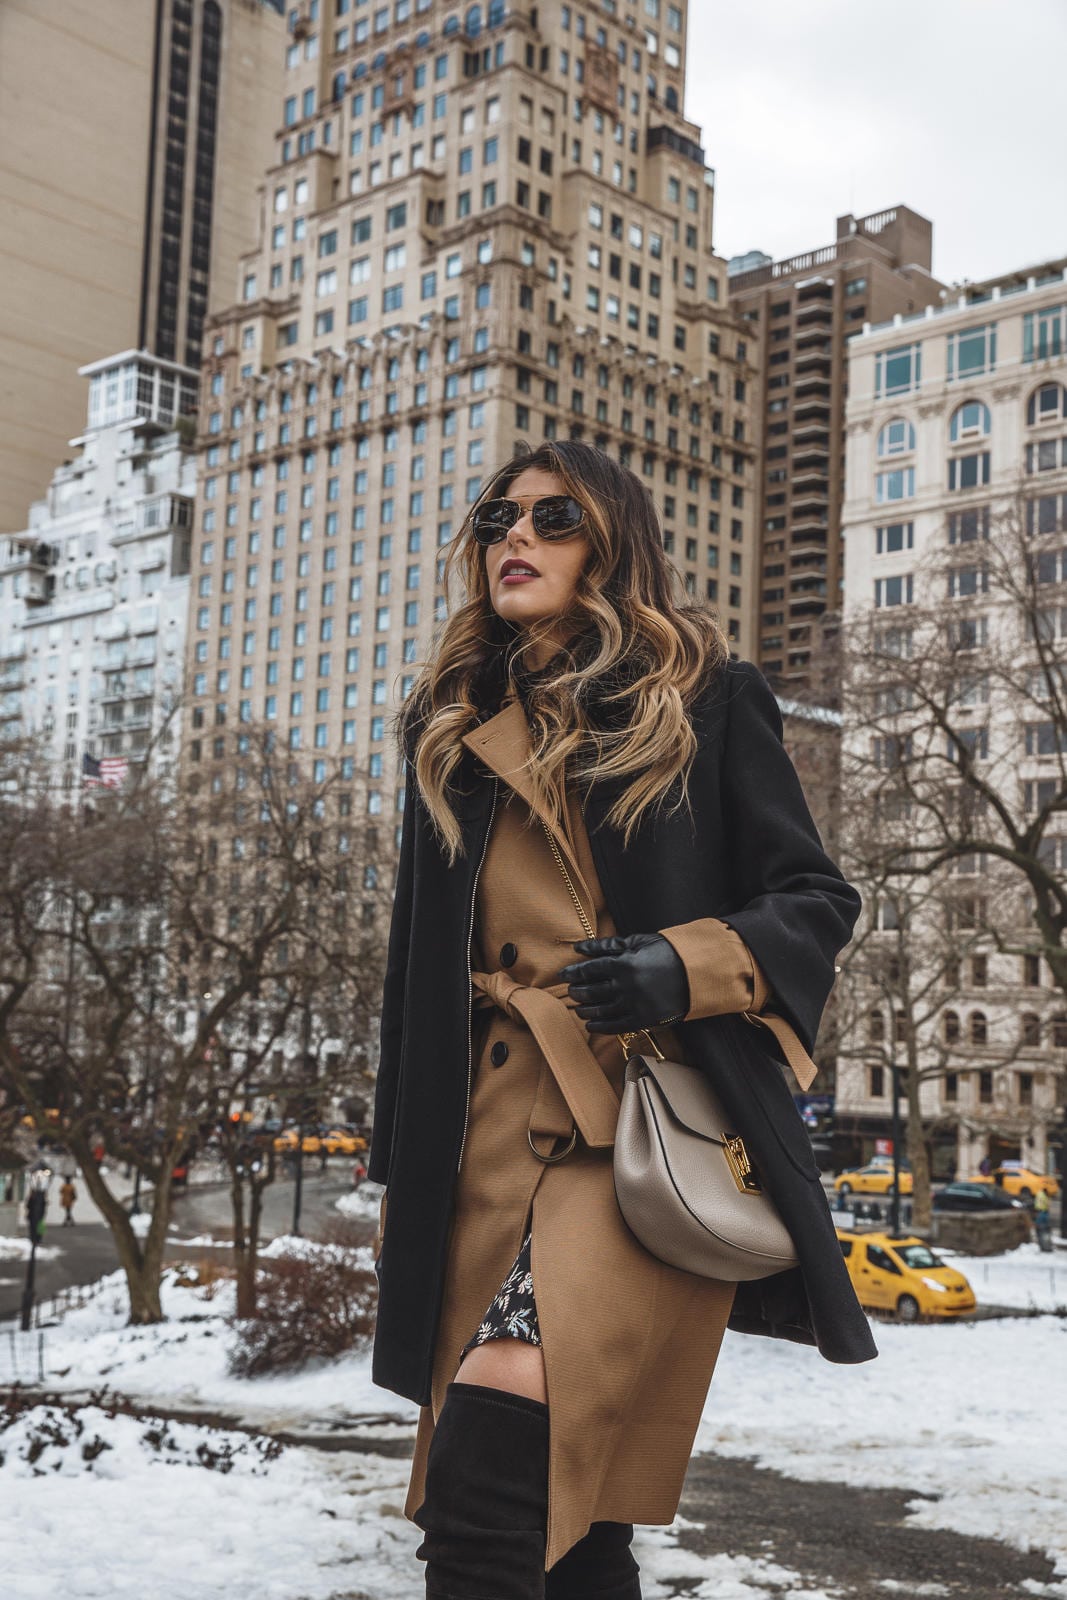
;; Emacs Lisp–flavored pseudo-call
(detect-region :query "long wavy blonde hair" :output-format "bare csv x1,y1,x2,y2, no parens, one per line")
398,441,728,863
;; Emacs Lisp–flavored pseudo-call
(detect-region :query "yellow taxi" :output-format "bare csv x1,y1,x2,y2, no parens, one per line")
833,1161,913,1198
271,1129,323,1154
966,1164,1060,1202
837,1231,975,1321
320,1129,368,1156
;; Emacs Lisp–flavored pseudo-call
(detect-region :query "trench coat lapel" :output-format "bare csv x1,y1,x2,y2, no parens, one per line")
460,698,595,908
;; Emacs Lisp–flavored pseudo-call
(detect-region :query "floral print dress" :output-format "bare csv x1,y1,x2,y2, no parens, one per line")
461,1230,541,1353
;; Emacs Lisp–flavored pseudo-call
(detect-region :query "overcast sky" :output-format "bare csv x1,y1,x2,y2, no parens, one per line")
686,0,1067,288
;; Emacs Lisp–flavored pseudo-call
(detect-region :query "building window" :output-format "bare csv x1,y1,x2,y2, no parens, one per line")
948,452,990,491
948,506,990,544
1023,304,1066,363
875,467,915,503
1027,383,1067,426
949,400,991,442
876,576,921,611
946,323,996,381
876,418,915,457
875,343,921,399
875,522,914,555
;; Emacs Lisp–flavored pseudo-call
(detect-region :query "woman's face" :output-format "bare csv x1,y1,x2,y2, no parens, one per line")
483,467,591,657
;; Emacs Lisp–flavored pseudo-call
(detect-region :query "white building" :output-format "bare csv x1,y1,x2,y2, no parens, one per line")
838,259,1067,1174
0,353,197,785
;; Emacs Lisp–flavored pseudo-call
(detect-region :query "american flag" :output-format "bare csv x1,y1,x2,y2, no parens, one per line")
82,751,129,789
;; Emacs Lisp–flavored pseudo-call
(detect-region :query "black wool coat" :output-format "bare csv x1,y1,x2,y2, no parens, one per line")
370,659,877,1404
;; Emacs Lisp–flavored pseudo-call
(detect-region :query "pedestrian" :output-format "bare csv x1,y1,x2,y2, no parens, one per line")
352,1159,367,1190
369,442,874,1597
1034,1188,1053,1252
60,1176,77,1226
2,1174,13,1204
979,1155,992,1177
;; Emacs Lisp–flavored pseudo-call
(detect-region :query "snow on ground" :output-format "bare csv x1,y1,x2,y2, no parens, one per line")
7,1240,1067,1596
700,1314,1067,1581
35,1263,407,1431
0,1399,424,1600
335,1185,385,1223
939,1241,1067,1312
0,1397,850,1600
0,1236,60,1261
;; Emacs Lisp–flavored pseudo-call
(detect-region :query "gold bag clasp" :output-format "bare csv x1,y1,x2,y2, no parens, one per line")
722,1133,763,1196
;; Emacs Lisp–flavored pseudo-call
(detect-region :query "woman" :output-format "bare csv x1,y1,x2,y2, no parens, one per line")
370,442,874,1599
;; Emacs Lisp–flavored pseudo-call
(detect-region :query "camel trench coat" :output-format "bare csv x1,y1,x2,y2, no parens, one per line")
403,694,780,1568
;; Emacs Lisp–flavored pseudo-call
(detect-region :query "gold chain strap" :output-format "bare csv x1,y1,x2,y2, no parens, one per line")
538,816,664,1060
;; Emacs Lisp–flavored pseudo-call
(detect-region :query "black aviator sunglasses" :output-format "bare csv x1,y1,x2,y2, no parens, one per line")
471,494,585,547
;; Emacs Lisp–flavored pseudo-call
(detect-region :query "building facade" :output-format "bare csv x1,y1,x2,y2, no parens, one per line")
838,259,1067,1174
0,353,197,783
730,206,943,701
183,0,760,845
0,0,285,534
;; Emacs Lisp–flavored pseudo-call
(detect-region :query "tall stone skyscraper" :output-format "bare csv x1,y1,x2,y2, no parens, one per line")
186,0,758,844
0,0,285,533
729,206,943,701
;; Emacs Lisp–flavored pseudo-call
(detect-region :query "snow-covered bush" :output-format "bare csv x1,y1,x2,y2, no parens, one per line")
227,1229,376,1377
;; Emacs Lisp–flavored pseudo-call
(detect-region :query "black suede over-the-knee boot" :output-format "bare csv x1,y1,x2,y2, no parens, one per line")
545,1521,642,1600
413,1381,550,1600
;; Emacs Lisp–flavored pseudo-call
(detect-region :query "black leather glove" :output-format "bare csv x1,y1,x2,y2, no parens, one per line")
558,933,690,1035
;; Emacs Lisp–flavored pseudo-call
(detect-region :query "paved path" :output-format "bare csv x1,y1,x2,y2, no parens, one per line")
0,1169,363,1322
677,1450,1062,1598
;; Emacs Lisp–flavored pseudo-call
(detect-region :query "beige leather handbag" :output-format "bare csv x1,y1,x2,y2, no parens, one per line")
541,818,799,1283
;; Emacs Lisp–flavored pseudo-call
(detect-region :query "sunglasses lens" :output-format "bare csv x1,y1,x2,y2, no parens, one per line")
532,495,583,537
472,499,518,544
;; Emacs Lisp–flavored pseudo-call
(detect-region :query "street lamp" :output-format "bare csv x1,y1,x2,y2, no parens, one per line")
20,1161,54,1332
889,1061,902,1237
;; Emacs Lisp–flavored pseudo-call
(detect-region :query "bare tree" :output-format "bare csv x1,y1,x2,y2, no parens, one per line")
841,486,1067,1180
837,824,1025,1229
0,730,391,1323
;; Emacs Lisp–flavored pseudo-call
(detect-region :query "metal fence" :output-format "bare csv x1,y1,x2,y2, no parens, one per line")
0,1325,46,1385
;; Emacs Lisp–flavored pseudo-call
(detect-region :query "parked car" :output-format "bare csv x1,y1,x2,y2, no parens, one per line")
271,1129,323,1155
932,1181,1026,1213
320,1128,369,1155
966,1163,1060,1202
833,1162,913,1198
838,1231,976,1321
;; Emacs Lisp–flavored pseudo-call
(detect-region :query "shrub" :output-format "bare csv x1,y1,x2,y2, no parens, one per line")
227,1232,376,1377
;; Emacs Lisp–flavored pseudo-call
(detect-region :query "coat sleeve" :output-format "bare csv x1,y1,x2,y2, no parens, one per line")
367,763,418,1186
709,660,860,1054
656,916,772,1020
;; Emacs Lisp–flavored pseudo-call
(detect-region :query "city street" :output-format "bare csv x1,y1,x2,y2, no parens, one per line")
0,1165,368,1322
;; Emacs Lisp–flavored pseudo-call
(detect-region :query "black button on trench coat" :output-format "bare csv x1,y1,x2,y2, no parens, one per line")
370,659,875,1567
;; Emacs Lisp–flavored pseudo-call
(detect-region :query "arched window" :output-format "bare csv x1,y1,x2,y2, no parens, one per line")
1027,383,1067,427
487,0,506,24
1021,1012,1042,1047
664,86,679,111
465,3,482,35
943,1009,960,1045
443,13,460,34
867,1009,885,1043
969,1010,987,1045
877,418,916,457
949,401,991,442
332,70,346,102
1053,1014,1067,1049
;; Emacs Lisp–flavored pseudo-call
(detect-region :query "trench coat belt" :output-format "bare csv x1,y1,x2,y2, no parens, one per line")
470,969,619,1149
